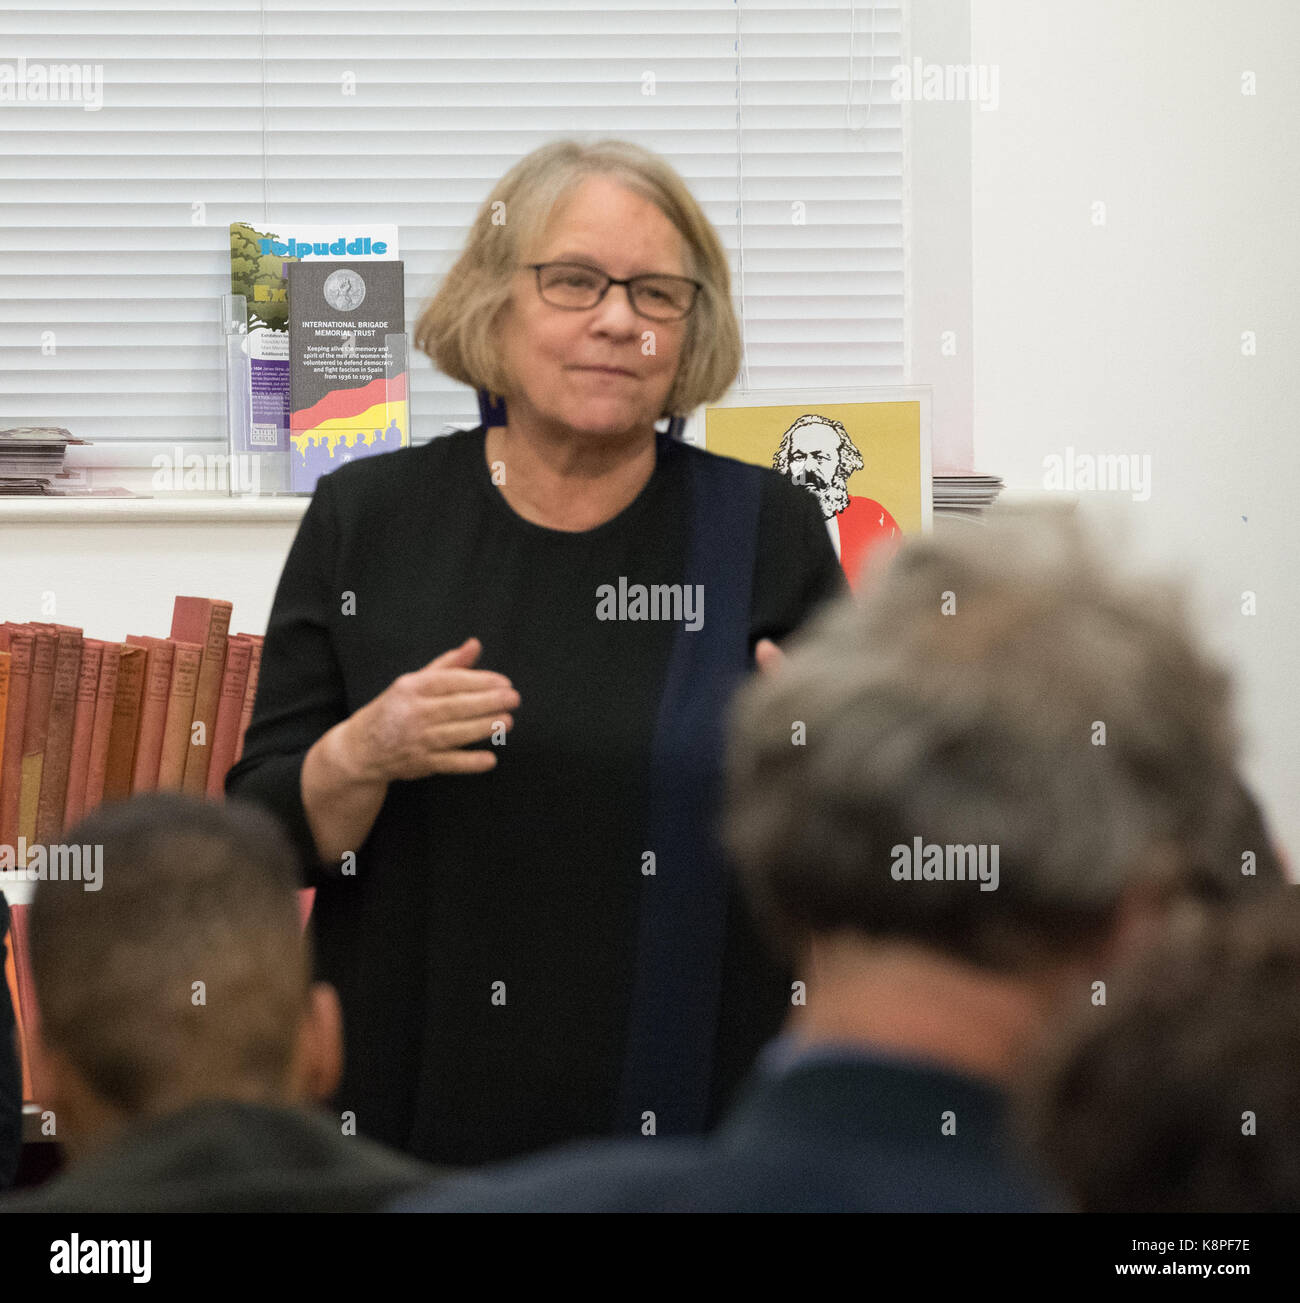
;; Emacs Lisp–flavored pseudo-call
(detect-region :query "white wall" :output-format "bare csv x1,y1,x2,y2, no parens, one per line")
970,0,1300,860
908,0,975,472
0,506,300,644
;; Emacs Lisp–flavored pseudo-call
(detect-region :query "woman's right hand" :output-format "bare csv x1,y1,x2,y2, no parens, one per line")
340,637,519,783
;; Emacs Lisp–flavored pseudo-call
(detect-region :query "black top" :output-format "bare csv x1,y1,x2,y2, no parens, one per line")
225,427,845,1166
395,1052,1061,1213
0,1100,437,1214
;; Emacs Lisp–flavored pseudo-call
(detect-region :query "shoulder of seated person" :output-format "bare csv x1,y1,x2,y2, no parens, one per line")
398,1136,706,1211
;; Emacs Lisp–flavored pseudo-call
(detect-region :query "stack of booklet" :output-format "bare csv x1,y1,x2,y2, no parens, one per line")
932,471,1005,519
0,427,85,495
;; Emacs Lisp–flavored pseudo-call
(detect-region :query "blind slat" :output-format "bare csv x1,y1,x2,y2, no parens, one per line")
2,0,906,463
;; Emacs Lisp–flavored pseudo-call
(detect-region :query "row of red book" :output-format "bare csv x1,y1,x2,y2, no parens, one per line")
0,598,263,854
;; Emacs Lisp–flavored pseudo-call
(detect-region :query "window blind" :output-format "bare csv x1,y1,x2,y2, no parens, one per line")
1,0,904,469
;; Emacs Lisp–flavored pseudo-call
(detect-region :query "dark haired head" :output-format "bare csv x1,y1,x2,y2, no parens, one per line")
30,793,308,1116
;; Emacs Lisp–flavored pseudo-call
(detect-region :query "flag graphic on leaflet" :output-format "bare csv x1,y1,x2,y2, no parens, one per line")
286,260,407,493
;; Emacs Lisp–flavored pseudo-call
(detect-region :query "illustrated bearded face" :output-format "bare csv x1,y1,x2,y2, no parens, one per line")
787,425,850,519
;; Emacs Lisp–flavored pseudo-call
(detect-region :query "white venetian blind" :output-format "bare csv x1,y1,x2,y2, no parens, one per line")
0,0,904,470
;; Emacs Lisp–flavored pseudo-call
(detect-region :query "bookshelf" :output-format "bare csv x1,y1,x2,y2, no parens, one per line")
2,502,303,908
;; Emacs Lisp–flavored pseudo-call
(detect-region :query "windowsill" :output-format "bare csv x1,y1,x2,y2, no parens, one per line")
0,496,310,524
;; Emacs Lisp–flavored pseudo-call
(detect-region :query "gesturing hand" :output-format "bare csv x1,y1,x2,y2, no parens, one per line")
343,637,519,782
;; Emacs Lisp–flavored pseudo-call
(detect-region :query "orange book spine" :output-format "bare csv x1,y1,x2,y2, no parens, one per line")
0,647,9,800
61,639,105,831
155,642,203,790
101,645,147,803
206,635,253,798
126,635,175,793
234,633,264,764
0,630,34,846
170,597,233,796
16,630,58,846
3,928,33,1102
82,642,121,814
6,905,41,1102
0,626,10,783
35,628,85,844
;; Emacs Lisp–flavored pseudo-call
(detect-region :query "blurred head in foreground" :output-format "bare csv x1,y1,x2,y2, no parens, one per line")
29,793,341,1161
723,503,1286,1080
1020,897,1300,1212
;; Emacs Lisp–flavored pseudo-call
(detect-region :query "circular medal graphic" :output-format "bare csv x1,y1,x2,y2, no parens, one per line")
323,269,366,312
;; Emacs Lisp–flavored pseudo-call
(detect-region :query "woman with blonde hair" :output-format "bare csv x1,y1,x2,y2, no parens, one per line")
227,138,845,1166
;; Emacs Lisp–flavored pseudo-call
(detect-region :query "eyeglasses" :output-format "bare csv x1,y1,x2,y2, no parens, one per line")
527,261,702,322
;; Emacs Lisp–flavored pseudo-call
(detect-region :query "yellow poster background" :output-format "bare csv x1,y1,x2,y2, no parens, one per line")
703,399,926,533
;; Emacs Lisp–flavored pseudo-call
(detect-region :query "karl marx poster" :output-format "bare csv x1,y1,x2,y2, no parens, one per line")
701,389,932,590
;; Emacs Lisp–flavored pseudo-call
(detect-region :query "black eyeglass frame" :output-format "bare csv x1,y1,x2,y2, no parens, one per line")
525,261,704,321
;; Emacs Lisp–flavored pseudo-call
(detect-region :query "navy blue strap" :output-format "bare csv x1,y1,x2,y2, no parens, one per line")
615,439,761,1135
476,389,507,428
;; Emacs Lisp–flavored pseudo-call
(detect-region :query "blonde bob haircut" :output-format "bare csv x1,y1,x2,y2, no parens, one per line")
414,138,743,421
